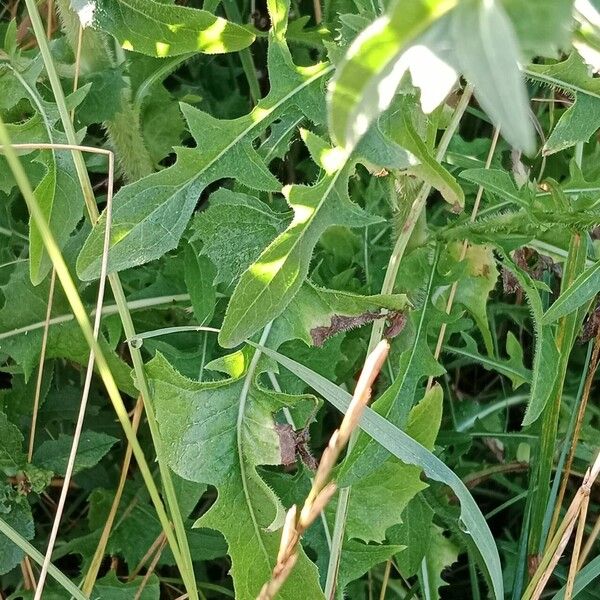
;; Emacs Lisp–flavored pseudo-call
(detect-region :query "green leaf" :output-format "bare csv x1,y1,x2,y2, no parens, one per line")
500,252,559,426
147,352,324,600
524,54,600,155
387,97,464,209
0,264,136,395
445,332,531,389
33,431,118,476
74,0,255,56
219,140,382,347
337,540,403,600
0,60,85,284
542,259,600,324
191,189,289,288
421,524,459,599
327,0,458,150
87,485,226,569
459,168,530,208
452,0,534,154
551,554,600,600
345,384,443,543
76,68,126,125
0,501,34,575
249,342,504,600
0,411,25,476
93,571,159,600
388,496,434,577
76,0,331,280
446,242,499,354
184,244,216,326
270,280,408,348
502,0,573,57
340,246,444,481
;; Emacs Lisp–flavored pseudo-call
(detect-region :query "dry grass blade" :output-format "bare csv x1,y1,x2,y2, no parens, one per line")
550,329,600,539
0,143,117,600
82,395,145,595
257,340,390,600
578,511,600,567
523,451,600,600
28,268,56,462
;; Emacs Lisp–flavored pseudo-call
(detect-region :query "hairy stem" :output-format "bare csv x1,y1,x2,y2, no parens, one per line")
324,84,474,598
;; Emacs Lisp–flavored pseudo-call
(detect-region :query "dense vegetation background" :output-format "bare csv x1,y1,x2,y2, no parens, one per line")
0,0,599,598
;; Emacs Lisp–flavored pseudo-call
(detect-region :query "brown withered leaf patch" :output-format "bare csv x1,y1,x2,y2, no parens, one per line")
581,298,600,343
311,310,406,346
274,424,318,470
502,247,555,294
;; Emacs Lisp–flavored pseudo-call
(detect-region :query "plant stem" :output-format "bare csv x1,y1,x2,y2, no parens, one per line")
324,84,474,599
21,3,198,598
0,113,184,592
221,0,261,104
528,231,586,557
0,517,87,600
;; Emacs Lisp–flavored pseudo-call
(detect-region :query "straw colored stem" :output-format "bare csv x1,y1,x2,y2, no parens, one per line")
257,340,390,600
33,144,114,600
427,127,500,392
81,395,145,595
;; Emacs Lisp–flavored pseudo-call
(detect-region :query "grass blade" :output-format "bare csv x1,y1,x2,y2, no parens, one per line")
247,342,504,600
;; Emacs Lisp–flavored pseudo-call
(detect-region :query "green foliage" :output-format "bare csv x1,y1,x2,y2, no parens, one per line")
73,0,255,56
524,54,600,155
2,0,600,598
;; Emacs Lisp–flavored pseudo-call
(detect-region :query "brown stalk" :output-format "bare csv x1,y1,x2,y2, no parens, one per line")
257,340,390,600
129,531,166,581
549,329,600,540
82,395,145,595
427,127,500,393
523,451,600,600
133,535,168,600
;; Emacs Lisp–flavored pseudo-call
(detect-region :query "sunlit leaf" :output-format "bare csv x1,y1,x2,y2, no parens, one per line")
71,0,255,56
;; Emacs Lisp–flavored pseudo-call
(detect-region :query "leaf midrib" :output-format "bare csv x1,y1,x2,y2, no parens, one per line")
224,165,346,341
91,63,333,266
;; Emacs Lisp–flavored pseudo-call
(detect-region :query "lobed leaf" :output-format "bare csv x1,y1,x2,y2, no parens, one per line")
249,342,504,600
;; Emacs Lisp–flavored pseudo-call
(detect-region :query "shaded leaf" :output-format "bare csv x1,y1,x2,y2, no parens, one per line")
446,332,531,389
500,251,559,426
0,411,25,476
191,189,289,288
542,259,600,325
33,431,118,476
93,571,159,599
147,352,324,599
184,244,216,325
524,54,600,155
0,501,34,575
389,496,434,576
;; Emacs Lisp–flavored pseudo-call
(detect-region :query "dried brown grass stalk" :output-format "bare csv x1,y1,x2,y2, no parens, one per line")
523,451,600,600
257,340,390,600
